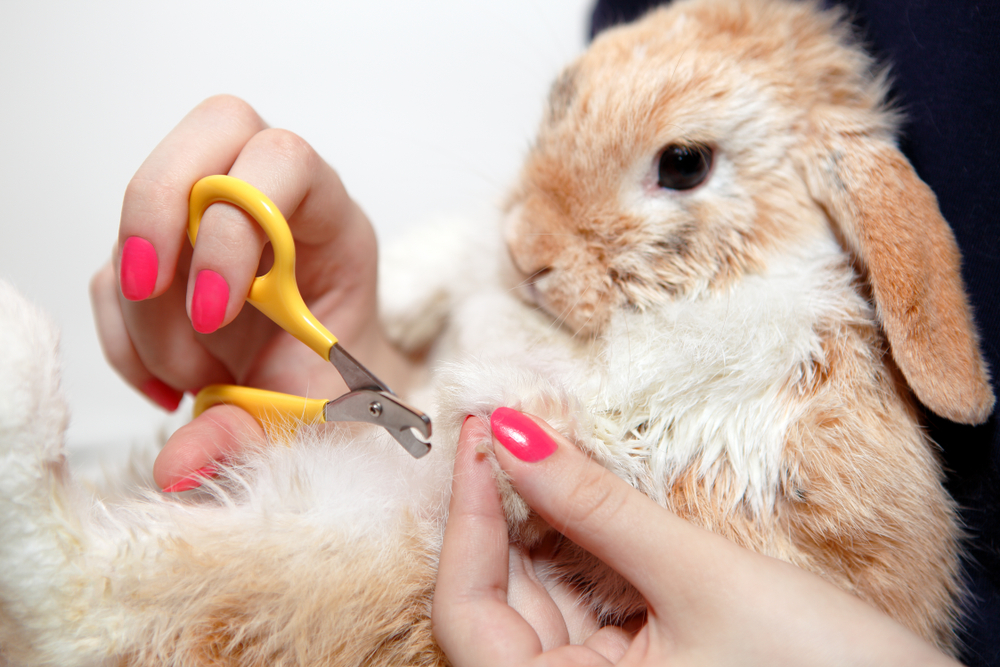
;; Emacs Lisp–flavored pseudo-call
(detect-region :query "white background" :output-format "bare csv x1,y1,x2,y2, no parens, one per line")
0,1,590,460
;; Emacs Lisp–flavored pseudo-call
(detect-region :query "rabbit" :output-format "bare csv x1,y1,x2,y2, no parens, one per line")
0,0,993,664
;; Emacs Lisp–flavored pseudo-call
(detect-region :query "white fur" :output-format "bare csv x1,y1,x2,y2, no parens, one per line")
0,282,451,664
590,227,860,511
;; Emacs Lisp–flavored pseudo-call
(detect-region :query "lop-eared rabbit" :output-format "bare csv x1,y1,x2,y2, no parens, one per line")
0,0,992,664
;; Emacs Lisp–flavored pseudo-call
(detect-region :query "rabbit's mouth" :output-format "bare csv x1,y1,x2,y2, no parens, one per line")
521,269,550,308
513,267,556,320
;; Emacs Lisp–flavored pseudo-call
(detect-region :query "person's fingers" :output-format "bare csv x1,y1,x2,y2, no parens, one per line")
184,130,301,336
117,95,267,302
90,260,185,411
115,245,237,391
489,407,709,617
524,535,607,647
433,417,548,667
112,96,270,390
180,128,384,397
152,404,265,491
113,94,393,396
226,131,380,354
185,127,374,338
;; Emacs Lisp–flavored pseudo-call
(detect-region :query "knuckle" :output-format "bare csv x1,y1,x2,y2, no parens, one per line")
135,342,170,377
196,94,262,129
430,603,458,645
560,463,629,531
94,322,132,374
130,329,182,379
247,128,316,168
430,600,472,647
198,199,266,254
122,174,176,220
430,601,447,633
139,348,192,390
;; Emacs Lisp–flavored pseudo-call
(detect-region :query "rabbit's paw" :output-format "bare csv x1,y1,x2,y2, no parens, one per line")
435,356,593,545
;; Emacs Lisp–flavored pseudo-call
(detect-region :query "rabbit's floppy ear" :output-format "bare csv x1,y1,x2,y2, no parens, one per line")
797,121,994,424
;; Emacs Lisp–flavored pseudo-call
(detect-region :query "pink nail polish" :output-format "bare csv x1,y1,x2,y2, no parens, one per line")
119,237,158,301
140,378,183,412
490,407,557,462
162,466,217,493
191,270,229,334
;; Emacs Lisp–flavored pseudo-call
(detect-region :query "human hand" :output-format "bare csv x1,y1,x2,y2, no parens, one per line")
433,408,962,666
90,95,415,491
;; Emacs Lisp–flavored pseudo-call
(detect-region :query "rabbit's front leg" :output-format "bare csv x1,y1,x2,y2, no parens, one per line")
435,356,598,545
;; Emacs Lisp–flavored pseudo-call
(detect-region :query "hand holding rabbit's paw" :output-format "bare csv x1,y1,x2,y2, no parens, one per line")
433,409,964,667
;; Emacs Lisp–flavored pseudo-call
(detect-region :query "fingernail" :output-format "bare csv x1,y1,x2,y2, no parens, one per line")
490,407,557,462
162,465,216,493
119,236,158,301
191,269,229,334
140,378,183,412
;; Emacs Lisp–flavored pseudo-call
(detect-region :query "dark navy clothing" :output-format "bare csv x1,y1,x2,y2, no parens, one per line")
590,2,999,664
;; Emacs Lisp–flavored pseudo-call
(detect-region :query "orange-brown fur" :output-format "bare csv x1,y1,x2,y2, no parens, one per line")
117,518,443,667
798,138,993,423
541,310,962,649
781,316,962,648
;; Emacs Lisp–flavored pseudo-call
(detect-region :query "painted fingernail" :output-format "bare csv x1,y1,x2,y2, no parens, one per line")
140,378,183,412
119,236,158,301
162,466,216,493
490,407,557,462
191,269,229,334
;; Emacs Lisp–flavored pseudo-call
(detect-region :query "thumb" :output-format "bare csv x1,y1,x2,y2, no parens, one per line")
153,404,265,491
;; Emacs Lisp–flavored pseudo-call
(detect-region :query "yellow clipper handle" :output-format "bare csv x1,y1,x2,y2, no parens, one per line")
193,385,327,438
188,175,337,359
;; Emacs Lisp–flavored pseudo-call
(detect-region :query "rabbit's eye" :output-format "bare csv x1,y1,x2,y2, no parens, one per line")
657,144,713,190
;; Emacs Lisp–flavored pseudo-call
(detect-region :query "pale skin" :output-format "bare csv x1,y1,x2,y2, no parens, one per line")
90,94,418,489
93,97,963,665
436,416,964,667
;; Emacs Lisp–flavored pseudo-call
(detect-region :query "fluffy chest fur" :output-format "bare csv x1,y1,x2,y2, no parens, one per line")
588,229,861,513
